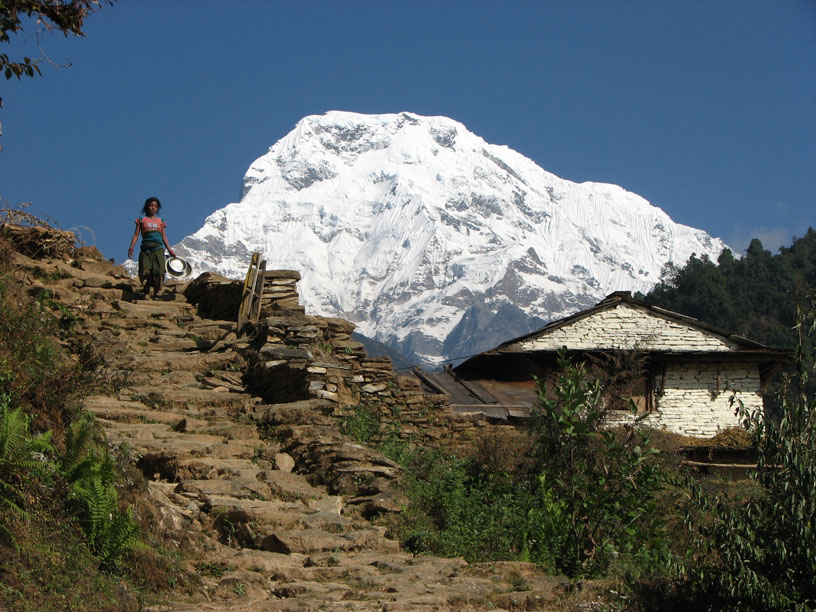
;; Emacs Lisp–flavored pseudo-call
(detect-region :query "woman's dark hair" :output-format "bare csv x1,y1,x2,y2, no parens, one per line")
142,197,162,215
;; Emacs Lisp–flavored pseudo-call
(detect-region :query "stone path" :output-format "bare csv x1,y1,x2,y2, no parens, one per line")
20,251,587,612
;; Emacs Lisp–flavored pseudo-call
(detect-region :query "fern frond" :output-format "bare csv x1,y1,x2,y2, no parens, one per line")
0,405,29,461
0,520,20,553
98,506,139,568
62,420,95,478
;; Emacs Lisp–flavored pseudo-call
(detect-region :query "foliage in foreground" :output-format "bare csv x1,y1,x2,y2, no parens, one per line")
374,319,816,609
0,242,143,610
679,297,816,611
0,396,53,550
529,352,667,576
389,447,540,564
1,0,115,81
374,352,668,579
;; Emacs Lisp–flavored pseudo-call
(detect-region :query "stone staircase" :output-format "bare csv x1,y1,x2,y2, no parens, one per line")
14,245,585,611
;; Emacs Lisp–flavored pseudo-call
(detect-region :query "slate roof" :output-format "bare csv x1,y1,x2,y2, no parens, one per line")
484,291,774,355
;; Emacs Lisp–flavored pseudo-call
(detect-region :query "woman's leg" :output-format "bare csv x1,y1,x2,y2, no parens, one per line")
138,251,150,297
152,251,165,298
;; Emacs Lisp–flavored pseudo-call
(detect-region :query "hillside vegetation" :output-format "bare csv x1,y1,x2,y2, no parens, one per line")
0,233,162,611
639,228,816,350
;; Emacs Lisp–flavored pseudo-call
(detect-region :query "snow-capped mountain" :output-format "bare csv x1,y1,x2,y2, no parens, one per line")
176,111,725,366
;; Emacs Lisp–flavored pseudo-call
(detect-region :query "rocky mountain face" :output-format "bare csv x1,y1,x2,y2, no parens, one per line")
176,111,725,366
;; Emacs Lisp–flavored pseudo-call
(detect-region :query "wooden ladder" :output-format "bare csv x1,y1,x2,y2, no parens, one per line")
237,252,266,332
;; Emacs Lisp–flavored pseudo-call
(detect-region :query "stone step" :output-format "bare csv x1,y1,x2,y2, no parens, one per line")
196,421,264,441
262,526,399,555
175,477,272,500
269,580,354,601
118,386,256,411
97,420,173,439
113,299,195,319
261,469,328,503
110,435,261,464
199,376,246,393
246,399,336,426
105,350,243,373
145,335,210,351
264,562,380,583
171,457,266,481
220,509,360,552
84,396,209,427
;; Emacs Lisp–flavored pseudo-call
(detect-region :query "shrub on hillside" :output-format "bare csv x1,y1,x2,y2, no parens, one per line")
529,351,668,576
679,296,816,610
385,351,668,578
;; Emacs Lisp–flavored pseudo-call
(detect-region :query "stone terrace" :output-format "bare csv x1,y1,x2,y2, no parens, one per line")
6,231,597,612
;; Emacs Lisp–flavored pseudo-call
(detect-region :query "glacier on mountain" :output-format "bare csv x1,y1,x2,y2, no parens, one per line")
176,111,725,366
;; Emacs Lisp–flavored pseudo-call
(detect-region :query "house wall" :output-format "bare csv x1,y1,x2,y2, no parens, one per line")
515,303,739,352
606,360,763,437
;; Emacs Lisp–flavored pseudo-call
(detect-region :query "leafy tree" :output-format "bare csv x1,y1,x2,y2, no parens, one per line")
1,0,113,81
529,352,667,576
640,229,816,351
680,295,816,610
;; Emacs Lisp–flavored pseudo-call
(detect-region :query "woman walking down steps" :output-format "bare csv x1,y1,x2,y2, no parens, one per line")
128,196,176,299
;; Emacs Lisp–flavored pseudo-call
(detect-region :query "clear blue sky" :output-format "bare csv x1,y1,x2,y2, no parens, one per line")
1,1,814,264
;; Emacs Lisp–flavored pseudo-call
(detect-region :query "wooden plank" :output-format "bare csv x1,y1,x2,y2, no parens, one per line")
237,252,260,332
250,259,266,322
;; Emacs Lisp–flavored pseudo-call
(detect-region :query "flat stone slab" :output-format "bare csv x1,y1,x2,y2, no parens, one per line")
301,511,352,531
250,399,335,426
108,435,258,462
146,336,205,351
123,385,253,407
84,396,208,428
262,529,357,555
175,478,272,500
172,457,263,480
260,470,327,502
268,563,379,583
96,420,173,439
262,527,398,555
114,299,194,318
223,547,308,574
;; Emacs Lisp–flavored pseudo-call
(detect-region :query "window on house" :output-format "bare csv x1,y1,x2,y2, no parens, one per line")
589,352,659,414
604,373,653,413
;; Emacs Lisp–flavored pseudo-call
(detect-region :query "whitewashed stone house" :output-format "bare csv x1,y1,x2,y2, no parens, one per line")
421,292,789,437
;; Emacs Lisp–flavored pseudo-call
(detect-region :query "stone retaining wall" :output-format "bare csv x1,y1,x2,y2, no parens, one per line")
242,270,505,453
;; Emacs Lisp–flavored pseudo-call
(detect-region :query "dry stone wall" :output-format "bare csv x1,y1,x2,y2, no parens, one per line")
246,272,485,452
656,361,761,437
605,361,762,437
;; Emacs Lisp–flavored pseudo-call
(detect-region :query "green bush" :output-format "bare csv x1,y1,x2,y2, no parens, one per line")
393,448,538,562
0,393,54,550
387,352,668,577
338,402,380,444
62,420,139,569
529,351,667,576
680,298,816,610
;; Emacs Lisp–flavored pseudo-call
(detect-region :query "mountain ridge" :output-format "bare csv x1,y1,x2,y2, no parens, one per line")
176,111,725,365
